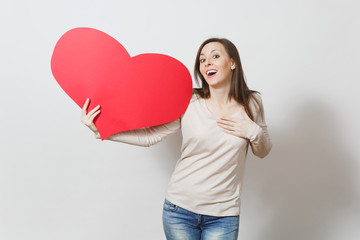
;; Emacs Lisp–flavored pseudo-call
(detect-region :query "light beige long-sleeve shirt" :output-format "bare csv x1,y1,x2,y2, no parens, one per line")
96,93,272,216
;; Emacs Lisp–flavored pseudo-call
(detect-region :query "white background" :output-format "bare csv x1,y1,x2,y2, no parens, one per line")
1,0,359,239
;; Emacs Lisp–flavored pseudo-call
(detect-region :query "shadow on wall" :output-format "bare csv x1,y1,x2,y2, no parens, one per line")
246,99,360,240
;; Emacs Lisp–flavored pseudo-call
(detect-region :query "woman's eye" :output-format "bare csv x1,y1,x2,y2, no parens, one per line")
200,59,205,63
213,55,220,59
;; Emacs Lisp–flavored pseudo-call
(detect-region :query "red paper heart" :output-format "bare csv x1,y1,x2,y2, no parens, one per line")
51,28,192,140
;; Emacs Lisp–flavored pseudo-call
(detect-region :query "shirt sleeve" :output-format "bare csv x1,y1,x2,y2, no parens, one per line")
247,94,272,158
94,118,181,147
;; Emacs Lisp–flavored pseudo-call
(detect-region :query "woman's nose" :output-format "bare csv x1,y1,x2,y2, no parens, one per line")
205,58,212,66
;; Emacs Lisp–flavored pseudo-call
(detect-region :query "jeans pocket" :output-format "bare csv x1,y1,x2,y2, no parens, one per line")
163,199,178,212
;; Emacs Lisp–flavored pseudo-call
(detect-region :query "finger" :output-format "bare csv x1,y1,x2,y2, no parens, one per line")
217,122,236,131
81,98,90,115
217,121,235,128
219,116,235,122
217,118,238,126
87,105,101,116
222,128,237,137
89,110,101,122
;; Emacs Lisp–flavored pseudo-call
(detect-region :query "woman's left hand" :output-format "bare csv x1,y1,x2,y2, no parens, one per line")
216,107,255,139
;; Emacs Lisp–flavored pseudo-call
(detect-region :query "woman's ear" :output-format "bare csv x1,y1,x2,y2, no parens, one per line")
230,59,236,70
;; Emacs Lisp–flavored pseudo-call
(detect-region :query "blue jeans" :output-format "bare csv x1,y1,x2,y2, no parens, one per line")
162,199,239,240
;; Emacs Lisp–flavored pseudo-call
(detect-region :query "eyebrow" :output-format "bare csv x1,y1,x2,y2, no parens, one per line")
200,49,220,56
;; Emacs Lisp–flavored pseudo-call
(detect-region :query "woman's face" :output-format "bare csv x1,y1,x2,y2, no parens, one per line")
199,42,235,88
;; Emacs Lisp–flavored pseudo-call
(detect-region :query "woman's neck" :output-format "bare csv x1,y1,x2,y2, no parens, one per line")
208,85,232,106
206,86,241,116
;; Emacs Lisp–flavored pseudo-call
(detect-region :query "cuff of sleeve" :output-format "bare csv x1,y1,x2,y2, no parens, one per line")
94,131,101,139
247,122,262,142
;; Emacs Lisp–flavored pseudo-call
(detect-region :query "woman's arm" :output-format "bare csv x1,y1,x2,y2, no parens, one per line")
81,98,181,147
94,119,180,147
247,94,272,158
216,93,272,158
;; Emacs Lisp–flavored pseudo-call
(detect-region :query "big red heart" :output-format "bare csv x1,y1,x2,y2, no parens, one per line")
51,27,192,140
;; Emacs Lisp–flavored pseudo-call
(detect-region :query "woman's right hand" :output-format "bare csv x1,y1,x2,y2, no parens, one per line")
81,98,101,133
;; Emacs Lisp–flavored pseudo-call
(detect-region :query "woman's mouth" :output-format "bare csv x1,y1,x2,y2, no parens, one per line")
206,69,218,77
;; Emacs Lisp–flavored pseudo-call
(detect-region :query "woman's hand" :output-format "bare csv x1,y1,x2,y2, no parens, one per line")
81,98,101,133
216,107,255,139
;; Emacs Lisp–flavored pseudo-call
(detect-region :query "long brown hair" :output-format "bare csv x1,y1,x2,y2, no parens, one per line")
193,38,262,121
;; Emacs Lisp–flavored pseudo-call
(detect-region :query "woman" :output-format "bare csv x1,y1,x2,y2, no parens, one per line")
81,38,272,240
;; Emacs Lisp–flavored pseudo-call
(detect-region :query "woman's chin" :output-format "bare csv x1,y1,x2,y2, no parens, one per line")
206,78,231,89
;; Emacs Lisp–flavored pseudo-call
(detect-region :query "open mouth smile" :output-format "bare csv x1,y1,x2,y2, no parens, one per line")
206,69,218,77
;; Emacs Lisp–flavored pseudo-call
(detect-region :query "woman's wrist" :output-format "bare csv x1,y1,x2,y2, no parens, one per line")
246,122,261,141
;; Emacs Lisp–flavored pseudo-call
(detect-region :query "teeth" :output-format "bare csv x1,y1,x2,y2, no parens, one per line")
207,70,217,76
